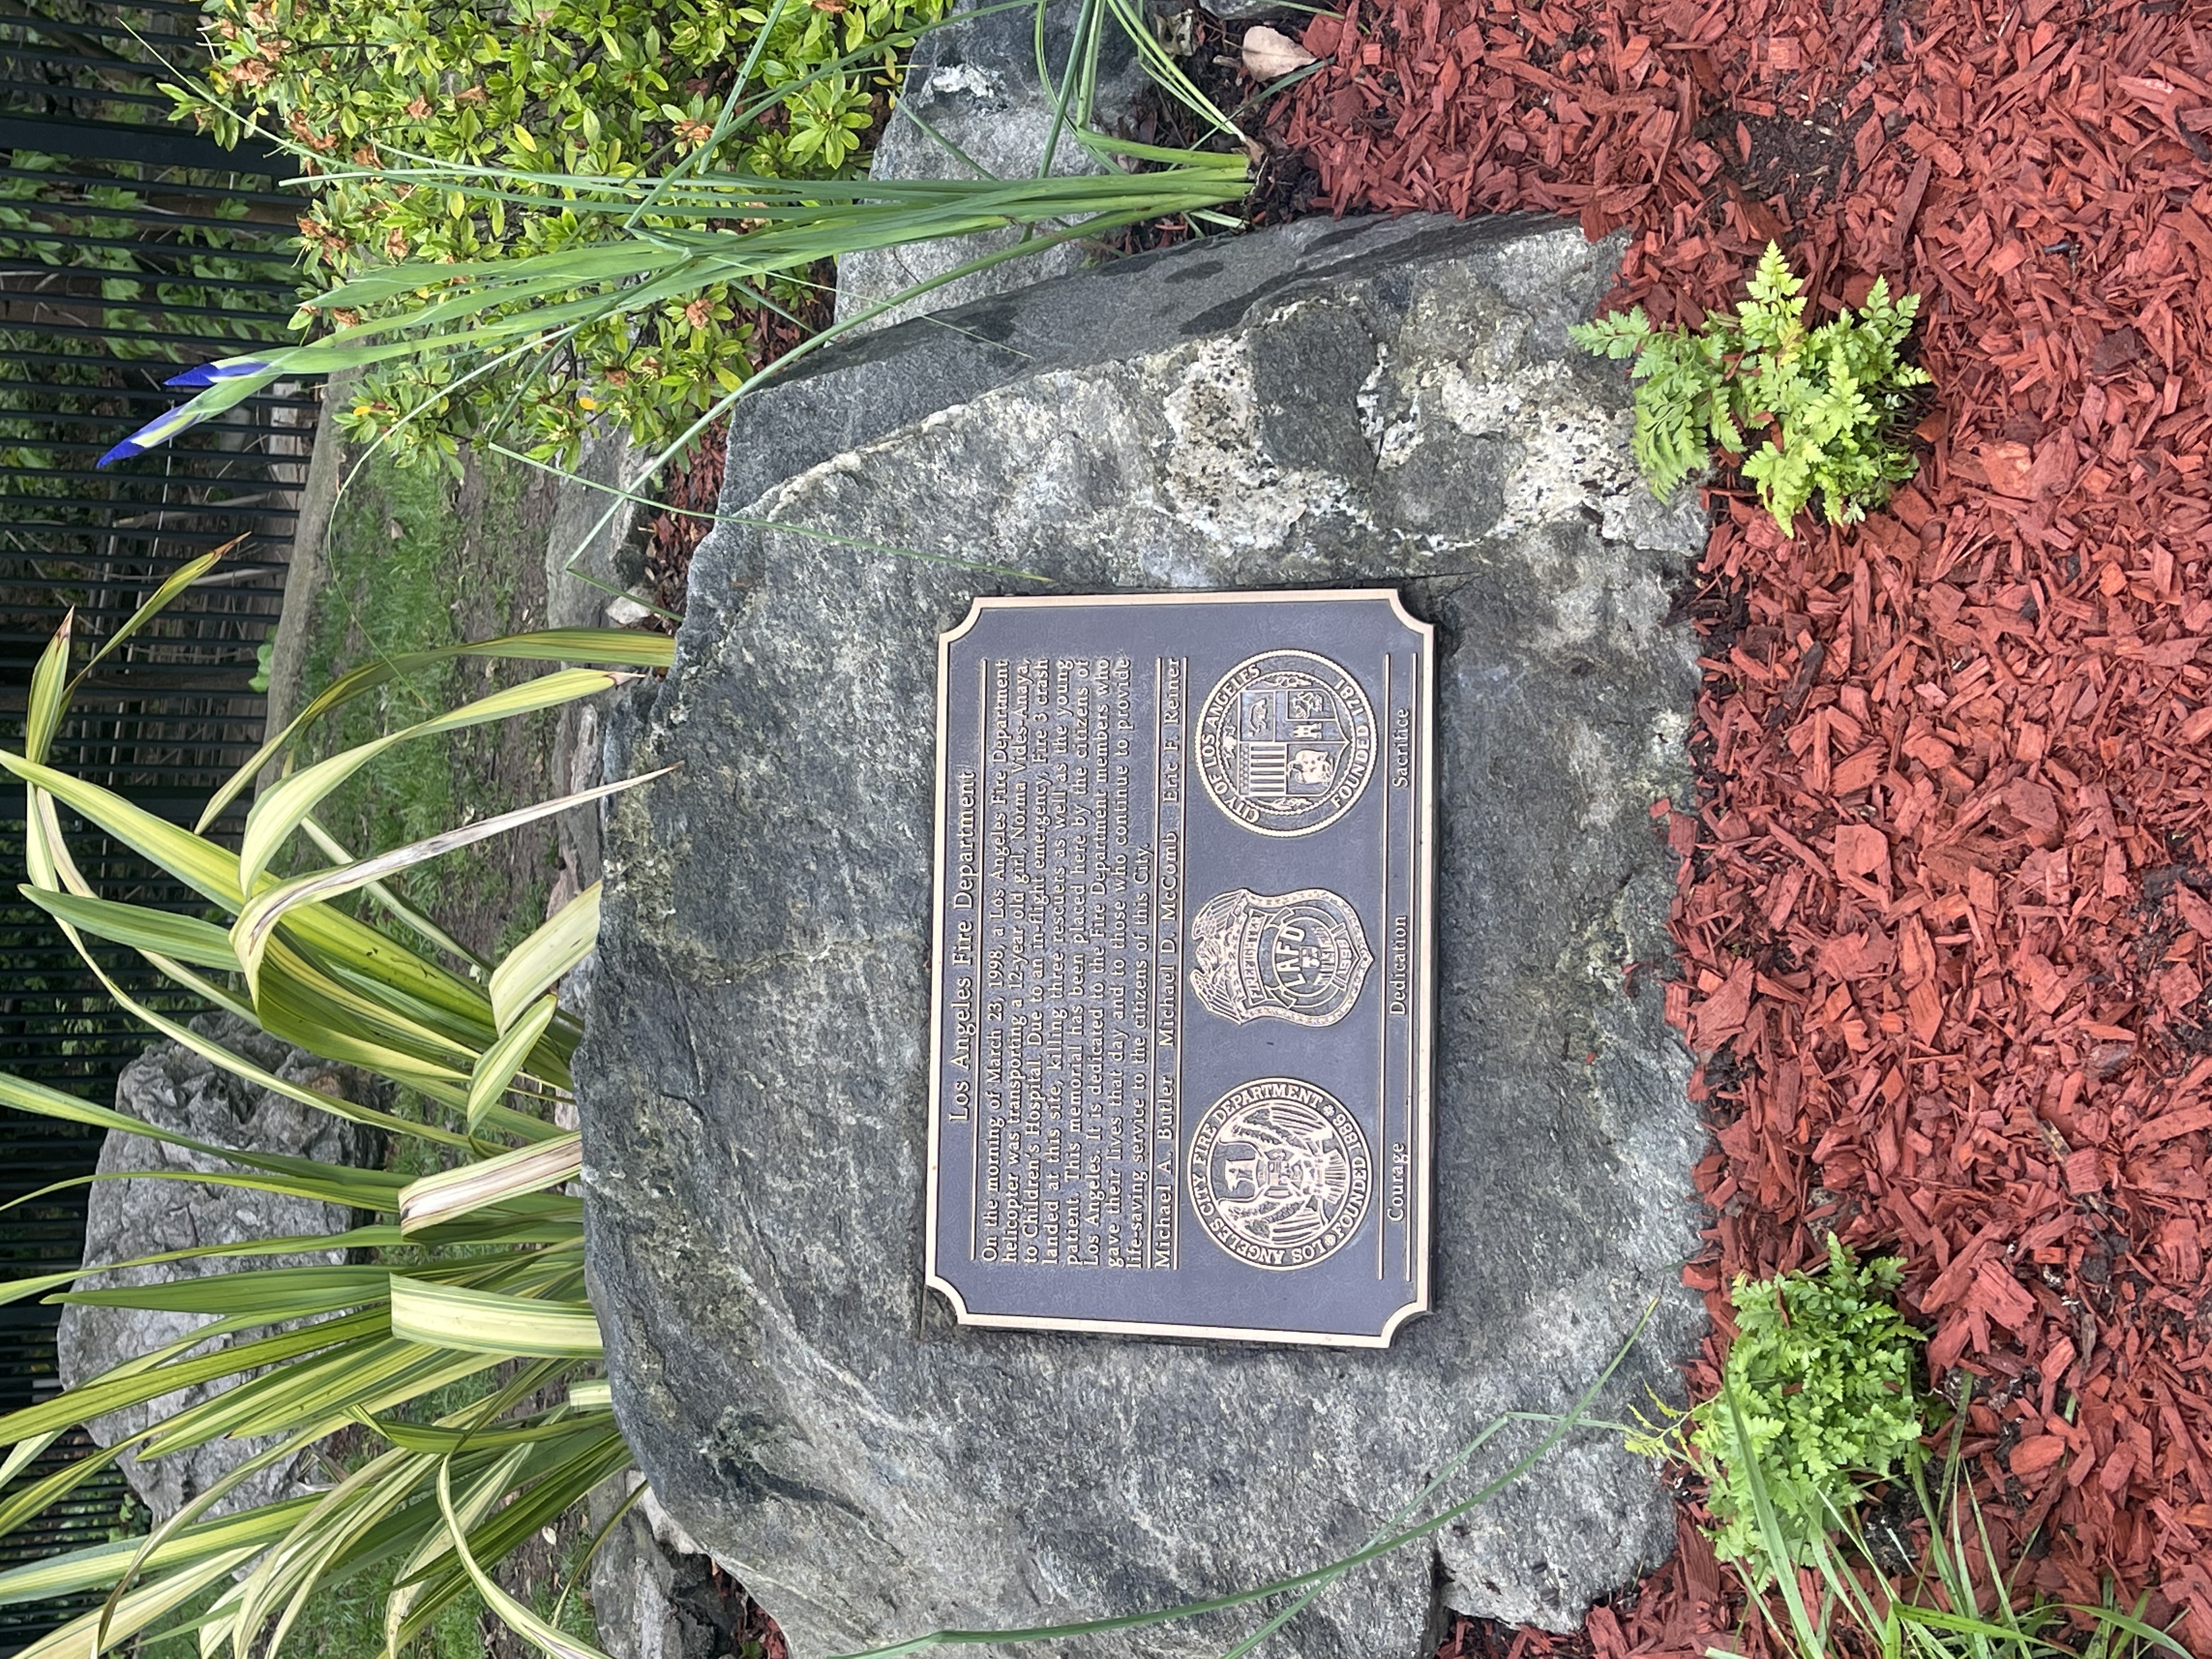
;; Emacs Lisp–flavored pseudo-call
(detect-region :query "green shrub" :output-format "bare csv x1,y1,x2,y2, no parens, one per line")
1570,242,1931,534
168,0,952,467
1703,1386,2188,1659
116,0,1252,493
1637,1236,1923,1572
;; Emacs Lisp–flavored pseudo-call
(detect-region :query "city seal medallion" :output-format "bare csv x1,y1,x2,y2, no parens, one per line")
1194,650,1377,836
1188,1079,1374,1271
1189,887,1374,1028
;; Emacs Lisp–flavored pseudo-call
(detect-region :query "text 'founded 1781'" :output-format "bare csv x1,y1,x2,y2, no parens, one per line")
926,591,1433,1347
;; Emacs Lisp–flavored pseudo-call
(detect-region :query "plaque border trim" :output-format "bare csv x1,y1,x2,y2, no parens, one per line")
923,588,1435,1349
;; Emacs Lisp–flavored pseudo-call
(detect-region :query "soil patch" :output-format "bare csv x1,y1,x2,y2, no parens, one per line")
637,268,834,617
439,455,564,958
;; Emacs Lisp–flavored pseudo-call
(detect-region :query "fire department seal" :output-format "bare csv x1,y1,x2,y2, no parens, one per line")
1189,888,1374,1028
1188,1079,1373,1271
1194,650,1376,836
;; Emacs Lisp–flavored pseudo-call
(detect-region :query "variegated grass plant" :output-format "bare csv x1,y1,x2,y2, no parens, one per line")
0,551,671,1659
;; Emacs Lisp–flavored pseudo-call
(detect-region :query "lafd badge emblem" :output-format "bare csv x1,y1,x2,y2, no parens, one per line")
1189,888,1374,1028
1188,1079,1374,1271
1194,650,1376,836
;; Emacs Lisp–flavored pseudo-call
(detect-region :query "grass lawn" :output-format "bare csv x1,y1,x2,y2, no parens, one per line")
293,443,568,967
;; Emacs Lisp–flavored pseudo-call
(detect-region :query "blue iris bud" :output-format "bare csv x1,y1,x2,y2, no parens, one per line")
97,404,215,468
100,360,281,466
163,359,273,390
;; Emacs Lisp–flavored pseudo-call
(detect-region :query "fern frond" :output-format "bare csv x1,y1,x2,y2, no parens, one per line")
1745,241,1800,304
1567,307,1652,359
1568,247,1930,535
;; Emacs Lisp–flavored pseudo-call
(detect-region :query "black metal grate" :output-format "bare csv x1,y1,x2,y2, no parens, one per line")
0,1432,138,1655
0,1070,143,1656
1,8,309,1647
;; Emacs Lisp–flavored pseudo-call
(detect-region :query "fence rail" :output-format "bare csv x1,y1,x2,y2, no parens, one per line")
1,7,309,1650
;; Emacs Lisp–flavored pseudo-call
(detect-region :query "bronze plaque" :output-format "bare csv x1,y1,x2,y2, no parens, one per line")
925,591,1433,1346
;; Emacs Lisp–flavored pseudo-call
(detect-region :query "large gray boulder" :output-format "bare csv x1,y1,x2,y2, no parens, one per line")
57,1015,386,1522
578,213,1708,1658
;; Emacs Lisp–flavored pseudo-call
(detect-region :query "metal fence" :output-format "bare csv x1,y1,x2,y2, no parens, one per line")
0,1136,139,1659
1,5,309,1648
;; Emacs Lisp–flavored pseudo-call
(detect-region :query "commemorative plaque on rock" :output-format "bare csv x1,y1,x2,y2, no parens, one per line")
924,590,1434,1346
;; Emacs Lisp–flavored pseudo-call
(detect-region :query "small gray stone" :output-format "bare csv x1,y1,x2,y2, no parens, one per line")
587,1477,765,1659
589,1509,690,1659
1206,0,1310,24
833,0,1148,331
57,1015,387,1523
579,213,1708,1658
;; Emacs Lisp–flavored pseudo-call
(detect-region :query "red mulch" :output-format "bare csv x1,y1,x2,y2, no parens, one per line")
1281,0,2212,1647
641,430,724,618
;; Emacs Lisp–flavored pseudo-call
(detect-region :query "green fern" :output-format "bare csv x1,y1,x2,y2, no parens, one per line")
1568,244,1932,534
1656,1238,1926,1574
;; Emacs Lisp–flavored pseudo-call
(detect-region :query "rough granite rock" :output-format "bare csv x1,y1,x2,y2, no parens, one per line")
578,213,1708,1658
832,0,1146,331
586,1475,763,1659
57,1015,386,1522
1206,0,1310,21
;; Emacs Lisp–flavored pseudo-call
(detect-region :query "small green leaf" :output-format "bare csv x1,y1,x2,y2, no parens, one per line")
389,1278,602,1357
464,994,564,1133
399,1132,580,1235
489,884,599,1033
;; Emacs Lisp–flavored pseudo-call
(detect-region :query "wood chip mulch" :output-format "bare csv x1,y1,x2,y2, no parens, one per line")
1283,0,2212,1646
